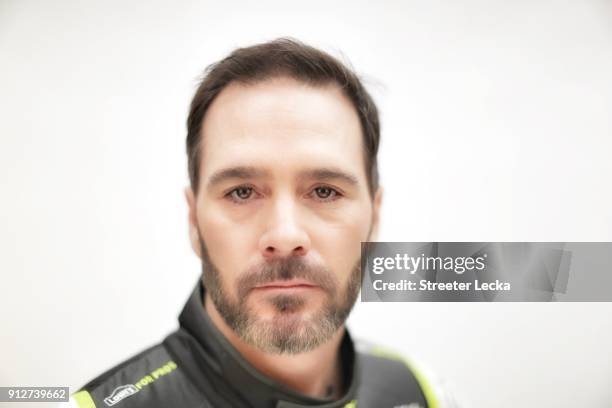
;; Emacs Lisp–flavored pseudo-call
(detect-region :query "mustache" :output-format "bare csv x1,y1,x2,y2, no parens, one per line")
236,257,337,299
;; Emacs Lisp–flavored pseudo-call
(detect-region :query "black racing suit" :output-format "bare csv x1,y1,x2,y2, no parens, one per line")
69,282,449,408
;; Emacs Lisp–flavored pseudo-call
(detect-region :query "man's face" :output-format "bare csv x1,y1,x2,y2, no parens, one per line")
186,77,381,354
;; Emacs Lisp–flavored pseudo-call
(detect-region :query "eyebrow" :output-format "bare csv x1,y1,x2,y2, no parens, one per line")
299,168,359,186
206,166,360,190
207,166,269,189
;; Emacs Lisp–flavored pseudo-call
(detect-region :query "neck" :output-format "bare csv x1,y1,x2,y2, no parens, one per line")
205,292,345,399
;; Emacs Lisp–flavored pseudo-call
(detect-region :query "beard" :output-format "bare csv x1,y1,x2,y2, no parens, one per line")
198,234,361,354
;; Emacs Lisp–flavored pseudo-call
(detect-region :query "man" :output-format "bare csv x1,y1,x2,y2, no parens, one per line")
67,38,452,408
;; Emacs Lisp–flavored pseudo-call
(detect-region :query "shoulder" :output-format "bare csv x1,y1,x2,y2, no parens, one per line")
355,341,460,408
68,337,203,408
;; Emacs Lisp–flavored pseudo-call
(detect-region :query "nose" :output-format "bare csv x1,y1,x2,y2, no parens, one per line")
258,196,311,259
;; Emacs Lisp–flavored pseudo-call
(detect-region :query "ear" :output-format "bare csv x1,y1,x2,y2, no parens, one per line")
185,187,202,258
368,186,383,241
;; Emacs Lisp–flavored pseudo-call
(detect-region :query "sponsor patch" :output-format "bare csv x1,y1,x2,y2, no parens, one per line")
103,361,177,406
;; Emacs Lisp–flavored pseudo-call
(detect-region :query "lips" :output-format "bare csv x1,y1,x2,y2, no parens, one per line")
254,279,317,289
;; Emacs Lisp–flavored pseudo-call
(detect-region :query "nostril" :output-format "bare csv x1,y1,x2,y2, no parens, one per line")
264,246,275,256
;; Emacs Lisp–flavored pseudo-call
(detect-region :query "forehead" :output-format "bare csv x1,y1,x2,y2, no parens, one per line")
199,77,366,183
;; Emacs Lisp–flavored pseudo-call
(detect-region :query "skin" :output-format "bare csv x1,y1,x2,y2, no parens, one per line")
185,76,382,398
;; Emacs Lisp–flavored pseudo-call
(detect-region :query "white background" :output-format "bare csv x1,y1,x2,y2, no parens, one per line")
1,1,611,407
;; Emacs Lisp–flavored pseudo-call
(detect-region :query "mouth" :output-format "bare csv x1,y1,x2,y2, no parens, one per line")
253,279,319,291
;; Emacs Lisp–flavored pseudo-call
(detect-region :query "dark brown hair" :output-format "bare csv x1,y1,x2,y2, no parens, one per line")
186,38,380,196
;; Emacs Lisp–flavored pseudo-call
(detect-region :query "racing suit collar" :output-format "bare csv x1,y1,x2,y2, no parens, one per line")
178,280,359,408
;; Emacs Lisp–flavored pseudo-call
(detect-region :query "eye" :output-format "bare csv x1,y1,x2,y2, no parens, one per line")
226,186,255,203
311,186,341,202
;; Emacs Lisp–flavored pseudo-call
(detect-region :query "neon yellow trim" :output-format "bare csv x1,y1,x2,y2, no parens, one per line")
368,346,405,362
369,346,439,408
344,400,357,408
73,390,97,408
406,360,440,408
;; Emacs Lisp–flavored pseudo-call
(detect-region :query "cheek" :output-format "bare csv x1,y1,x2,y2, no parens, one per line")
312,202,371,280
198,203,256,285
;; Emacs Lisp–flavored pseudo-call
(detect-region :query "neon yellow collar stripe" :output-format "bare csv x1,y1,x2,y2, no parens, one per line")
369,346,440,408
73,390,96,408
